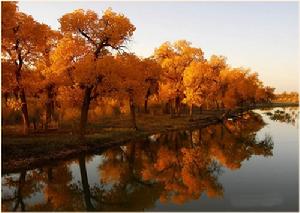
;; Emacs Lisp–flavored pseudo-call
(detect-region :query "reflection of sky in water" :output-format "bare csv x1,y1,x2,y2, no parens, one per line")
2,107,298,211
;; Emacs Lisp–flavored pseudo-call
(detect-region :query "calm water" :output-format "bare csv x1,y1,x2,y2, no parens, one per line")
1,107,299,211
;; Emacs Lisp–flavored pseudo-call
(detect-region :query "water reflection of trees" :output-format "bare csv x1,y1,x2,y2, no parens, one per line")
95,111,273,210
1,111,274,211
2,170,40,211
2,159,90,211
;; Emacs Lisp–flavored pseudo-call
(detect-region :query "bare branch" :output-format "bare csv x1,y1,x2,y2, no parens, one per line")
78,28,97,46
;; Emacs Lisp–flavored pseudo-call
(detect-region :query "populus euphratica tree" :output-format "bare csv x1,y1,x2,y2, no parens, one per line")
154,40,204,117
58,8,135,135
2,2,56,134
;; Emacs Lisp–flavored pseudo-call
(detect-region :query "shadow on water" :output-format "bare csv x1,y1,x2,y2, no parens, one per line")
3,109,295,211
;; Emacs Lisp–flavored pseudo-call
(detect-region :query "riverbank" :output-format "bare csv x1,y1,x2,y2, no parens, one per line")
2,103,298,174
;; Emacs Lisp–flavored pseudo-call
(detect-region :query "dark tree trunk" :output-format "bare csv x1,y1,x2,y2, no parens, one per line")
221,101,225,109
170,99,175,118
79,86,93,136
189,130,193,148
128,142,136,167
79,155,94,211
175,96,180,116
221,125,224,140
199,128,202,144
20,89,30,135
45,85,55,131
13,171,26,211
3,92,9,104
144,88,150,113
47,168,53,183
189,104,193,121
215,99,219,110
164,101,171,114
33,120,37,131
15,43,29,135
129,94,137,130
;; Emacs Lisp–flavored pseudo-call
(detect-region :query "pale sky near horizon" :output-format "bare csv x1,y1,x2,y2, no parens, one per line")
18,1,299,93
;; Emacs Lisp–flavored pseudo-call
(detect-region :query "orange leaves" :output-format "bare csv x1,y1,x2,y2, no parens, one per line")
99,161,125,184
50,35,87,67
1,2,18,35
6,98,22,111
183,61,215,107
1,3,276,135
154,147,177,171
155,40,204,103
209,55,227,73
1,1,57,100
101,8,136,47
219,67,269,109
59,9,98,34
59,8,135,54
274,91,297,103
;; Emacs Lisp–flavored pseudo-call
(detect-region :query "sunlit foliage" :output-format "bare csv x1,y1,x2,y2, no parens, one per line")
2,2,276,136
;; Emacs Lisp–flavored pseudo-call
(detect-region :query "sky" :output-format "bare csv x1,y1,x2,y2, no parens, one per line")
18,1,299,93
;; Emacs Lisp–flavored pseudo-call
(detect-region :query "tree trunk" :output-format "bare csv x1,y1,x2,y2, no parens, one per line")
189,104,193,121
13,171,26,211
33,120,37,131
199,128,202,144
221,125,224,140
175,96,180,116
170,99,175,118
144,88,150,113
129,94,137,130
189,130,193,148
221,101,225,109
79,86,93,136
45,85,55,131
20,89,30,135
215,99,219,110
164,101,170,114
47,167,53,183
79,155,94,211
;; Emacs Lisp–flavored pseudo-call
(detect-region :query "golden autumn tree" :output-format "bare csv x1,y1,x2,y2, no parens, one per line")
34,31,62,130
255,86,275,104
219,67,273,110
142,58,161,113
2,2,56,134
219,68,250,109
58,8,135,135
183,61,217,120
115,54,153,129
208,55,227,109
154,40,204,116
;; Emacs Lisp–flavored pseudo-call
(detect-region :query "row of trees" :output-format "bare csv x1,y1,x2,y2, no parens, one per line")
273,92,299,103
2,2,275,135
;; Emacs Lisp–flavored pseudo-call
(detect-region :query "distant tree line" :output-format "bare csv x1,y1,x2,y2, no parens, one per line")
273,92,299,104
